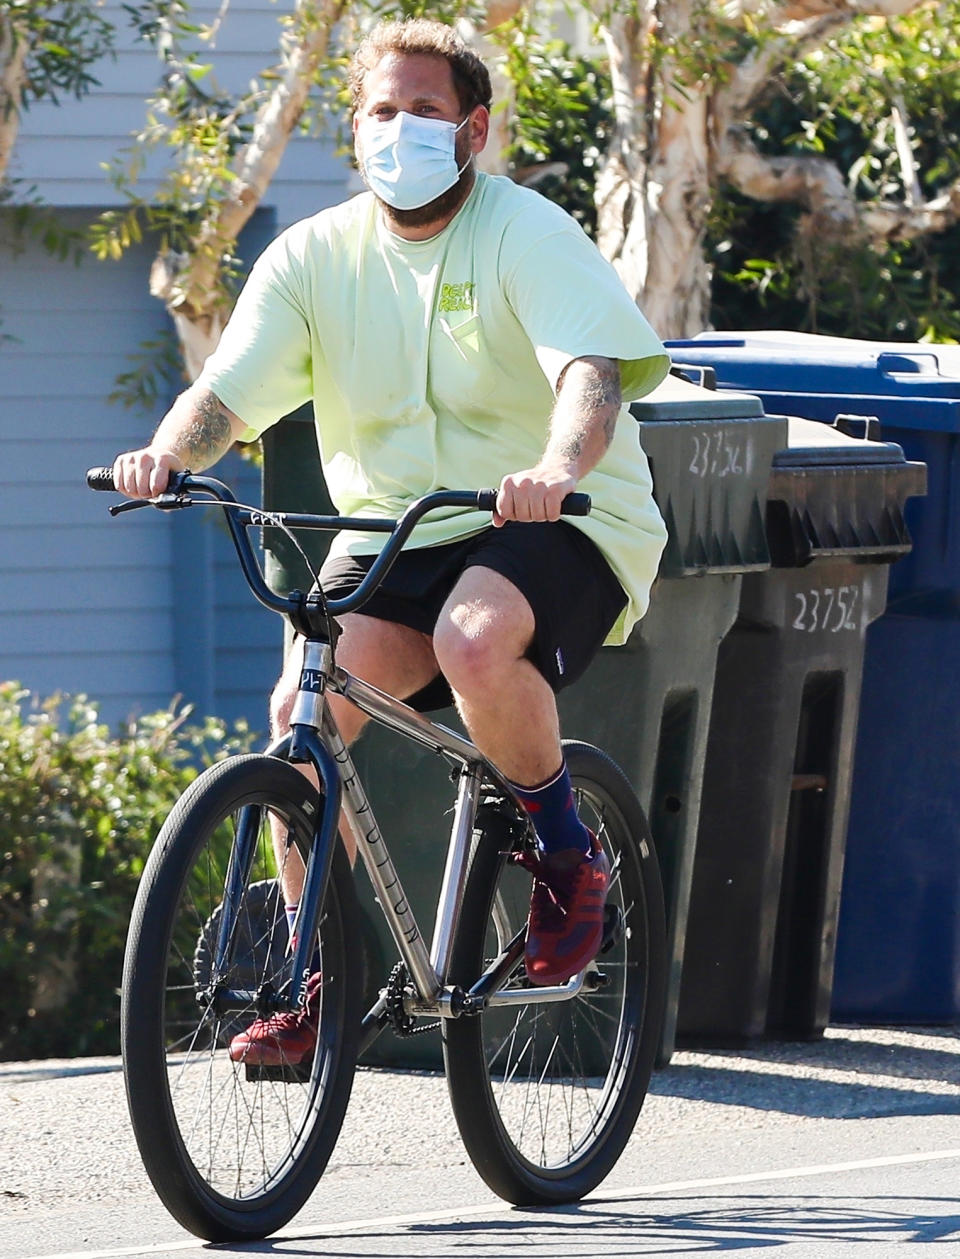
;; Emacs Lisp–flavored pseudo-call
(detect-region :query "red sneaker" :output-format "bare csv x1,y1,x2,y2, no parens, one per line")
516,834,610,986
228,971,322,1067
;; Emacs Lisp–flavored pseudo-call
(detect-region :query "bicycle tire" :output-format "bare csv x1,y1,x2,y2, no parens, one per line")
442,740,667,1205
121,754,362,1241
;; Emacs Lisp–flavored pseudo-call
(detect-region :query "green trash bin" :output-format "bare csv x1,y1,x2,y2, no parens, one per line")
677,417,926,1045
557,376,787,1062
259,380,788,1067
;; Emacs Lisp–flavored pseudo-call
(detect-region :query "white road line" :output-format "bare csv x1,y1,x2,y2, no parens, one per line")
23,1146,960,1259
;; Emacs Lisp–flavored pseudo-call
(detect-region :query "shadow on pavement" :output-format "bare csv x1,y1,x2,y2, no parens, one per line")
220,1194,960,1255
648,1064,960,1119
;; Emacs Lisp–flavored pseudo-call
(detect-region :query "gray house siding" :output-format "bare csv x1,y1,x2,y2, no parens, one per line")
0,212,281,734
9,0,350,227
2,3,350,732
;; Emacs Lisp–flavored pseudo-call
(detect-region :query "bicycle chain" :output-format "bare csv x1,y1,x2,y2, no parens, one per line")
384,961,440,1037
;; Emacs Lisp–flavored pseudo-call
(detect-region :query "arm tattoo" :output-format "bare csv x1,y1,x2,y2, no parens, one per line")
551,357,622,463
177,390,235,469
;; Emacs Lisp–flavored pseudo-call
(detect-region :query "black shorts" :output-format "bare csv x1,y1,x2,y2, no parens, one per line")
319,521,627,712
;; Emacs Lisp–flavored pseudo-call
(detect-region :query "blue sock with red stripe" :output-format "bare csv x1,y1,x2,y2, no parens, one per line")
510,763,591,856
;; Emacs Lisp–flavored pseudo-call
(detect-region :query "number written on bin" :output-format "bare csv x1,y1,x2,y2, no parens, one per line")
688,430,746,479
792,586,860,634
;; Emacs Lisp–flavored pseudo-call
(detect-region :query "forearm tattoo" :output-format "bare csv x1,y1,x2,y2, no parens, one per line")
552,357,622,463
175,389,235,469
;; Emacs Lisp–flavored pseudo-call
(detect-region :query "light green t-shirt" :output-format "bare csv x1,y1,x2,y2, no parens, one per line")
198,172,670,642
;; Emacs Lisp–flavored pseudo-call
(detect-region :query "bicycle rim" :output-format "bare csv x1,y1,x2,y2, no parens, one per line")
443,741,667,1203
121,755,360,1241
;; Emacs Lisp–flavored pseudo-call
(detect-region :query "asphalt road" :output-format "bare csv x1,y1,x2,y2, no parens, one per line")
2,1025,958,1259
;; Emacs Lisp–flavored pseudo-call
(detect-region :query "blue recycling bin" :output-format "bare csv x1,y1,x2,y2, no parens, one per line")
667,332,957,1024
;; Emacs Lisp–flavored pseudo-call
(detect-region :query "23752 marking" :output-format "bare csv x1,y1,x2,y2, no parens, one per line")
792,585,860,633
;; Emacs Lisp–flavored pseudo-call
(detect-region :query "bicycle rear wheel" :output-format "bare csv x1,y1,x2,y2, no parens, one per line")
121,754,361,1241
443,741,667,1204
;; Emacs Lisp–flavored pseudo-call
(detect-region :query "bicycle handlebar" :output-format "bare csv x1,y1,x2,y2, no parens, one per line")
85,467,591,623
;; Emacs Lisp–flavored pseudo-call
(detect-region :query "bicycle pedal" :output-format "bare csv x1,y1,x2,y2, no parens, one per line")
244,1057,313,1083
601,903,624,954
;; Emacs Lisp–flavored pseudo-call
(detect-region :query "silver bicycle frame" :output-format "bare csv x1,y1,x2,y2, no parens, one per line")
287,641,589,1016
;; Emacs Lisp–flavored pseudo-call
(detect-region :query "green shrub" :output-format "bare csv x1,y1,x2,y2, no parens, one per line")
0,683,254,1061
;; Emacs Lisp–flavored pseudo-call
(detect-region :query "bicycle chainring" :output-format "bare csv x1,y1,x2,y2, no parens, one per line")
384,961,439,1037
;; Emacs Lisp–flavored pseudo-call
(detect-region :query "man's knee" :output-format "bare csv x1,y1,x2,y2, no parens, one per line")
434,571,535,695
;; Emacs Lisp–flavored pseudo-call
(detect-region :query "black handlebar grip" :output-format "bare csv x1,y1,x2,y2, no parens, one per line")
86,467,117,492
560,492,591,516
476,489,591,516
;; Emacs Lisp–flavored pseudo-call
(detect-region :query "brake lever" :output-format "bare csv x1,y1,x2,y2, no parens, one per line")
109,499,150,517
108,491,193,517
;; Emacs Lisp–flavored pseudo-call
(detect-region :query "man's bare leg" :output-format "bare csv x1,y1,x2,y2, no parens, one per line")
434,565,608,987
433,566,561,783
269,613,438,906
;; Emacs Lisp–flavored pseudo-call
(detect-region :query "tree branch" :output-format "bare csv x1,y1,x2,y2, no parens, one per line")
0,18,29,185
712,0,930,141
727,0,927,22
151,0,344,336
218,0,345,242
891,93,922,206
716,127,857,223
862,178,960,241
716,127,960,244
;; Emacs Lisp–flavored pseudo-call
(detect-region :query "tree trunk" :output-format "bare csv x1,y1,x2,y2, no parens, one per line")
469,0,523,177
596,1,713,337
0,18,29,186
593,0,941,338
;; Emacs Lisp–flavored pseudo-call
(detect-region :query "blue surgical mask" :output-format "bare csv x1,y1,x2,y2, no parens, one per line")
358,110,471,211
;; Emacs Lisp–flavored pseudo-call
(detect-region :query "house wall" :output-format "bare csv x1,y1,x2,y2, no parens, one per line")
1,3,350,733
8,0,350,229
0,210,281,734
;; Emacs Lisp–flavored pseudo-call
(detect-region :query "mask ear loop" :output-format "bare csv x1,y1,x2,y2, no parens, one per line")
453,110,474,179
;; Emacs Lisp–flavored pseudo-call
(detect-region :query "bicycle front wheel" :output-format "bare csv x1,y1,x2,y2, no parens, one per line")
121,754,361,1241
443,741,667,1205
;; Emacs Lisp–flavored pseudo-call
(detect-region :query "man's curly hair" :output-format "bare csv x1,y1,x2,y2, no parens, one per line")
348,18,492,116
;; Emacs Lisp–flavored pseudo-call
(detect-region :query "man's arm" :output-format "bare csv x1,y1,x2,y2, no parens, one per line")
494,355,621,526
113,382,249,498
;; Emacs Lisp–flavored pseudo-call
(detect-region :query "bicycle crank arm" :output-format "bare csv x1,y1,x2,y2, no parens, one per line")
486,970,591,1007
357,994,390,1057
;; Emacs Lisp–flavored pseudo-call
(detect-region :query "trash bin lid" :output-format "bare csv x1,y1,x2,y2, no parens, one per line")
773,416,909,466
766,417,927,566
664,333,960,423
630,372,765,420
630,375,786,576
675,329,960,369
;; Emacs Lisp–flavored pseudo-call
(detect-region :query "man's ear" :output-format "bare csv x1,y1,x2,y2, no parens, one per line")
470,105,490,154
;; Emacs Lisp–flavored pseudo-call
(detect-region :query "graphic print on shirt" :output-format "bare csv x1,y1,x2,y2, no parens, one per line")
437,281,476,313
431,272,497,410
